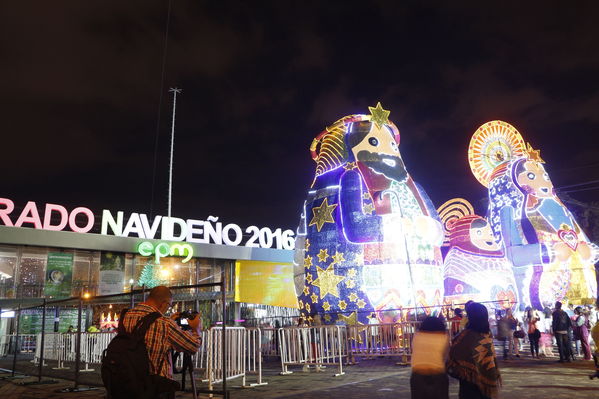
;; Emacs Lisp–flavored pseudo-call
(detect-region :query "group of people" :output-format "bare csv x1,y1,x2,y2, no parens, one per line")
411,302,501,399
410,300,599,399
492,301,597,363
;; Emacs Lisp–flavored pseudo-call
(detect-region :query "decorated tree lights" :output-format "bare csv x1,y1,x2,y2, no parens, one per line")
469,120,598,309
438,198,518,310
295,103,444,325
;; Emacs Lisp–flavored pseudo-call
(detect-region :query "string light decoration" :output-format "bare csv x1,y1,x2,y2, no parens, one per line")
295,103,444,325
471,121,598,309
138,261,162,288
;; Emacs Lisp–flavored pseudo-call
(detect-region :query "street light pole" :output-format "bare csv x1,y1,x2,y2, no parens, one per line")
167,87,181,218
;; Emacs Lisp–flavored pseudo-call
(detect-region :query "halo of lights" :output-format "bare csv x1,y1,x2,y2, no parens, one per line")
468,120,526,187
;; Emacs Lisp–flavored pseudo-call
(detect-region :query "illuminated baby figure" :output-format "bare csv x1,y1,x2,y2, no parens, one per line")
439,199,518,310
295,104,444,324
470,120,598,309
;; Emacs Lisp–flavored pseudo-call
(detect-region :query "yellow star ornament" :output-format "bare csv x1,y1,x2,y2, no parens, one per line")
526,142,545,163
368,102,391,128
317,249,329,263
304,255,313,269
338,300,348,310
312,264,345,299
322,301,331,311
348,292,358,302
331,251,345,266
309,198,338,232
310,293,319,303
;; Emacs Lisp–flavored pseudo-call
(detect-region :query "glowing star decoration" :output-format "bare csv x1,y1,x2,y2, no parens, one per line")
368,102,391,128
303,286,310,296
526,142,544,163
471,121,598,308
344,162,358,171
317,249,330,263
363,203,375,215
438,198,518,310
294,106,444,325
348,292,359,302
304,255,313,269
312,265,345,299
310,293,319,303
331,251,346,266
322,301,331,311
309,198,338,232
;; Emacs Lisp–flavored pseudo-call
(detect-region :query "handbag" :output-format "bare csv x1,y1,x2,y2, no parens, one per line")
514,329,525,339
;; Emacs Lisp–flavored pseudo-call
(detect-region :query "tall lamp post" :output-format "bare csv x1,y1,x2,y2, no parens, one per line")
167,87,181,218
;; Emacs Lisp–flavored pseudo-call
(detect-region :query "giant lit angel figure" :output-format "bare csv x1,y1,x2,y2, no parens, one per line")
294,103,444,325
469,121,598,310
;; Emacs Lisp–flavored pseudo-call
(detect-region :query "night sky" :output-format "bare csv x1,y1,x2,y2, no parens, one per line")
2,2,599,232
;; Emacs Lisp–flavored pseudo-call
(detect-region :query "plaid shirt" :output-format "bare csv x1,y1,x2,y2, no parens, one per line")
122,303,201,379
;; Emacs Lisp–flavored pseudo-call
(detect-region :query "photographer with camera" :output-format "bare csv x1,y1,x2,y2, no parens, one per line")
120,286,202,399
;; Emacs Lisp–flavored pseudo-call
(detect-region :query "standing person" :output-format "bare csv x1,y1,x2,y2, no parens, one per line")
448,303,501,399
573,306,592,361
449,308,463,338
410,316,449,399
496,311,511,360
505,309,520,358
552,301,573,363
459,300,474,332
120,286,202,399
526,307,541,358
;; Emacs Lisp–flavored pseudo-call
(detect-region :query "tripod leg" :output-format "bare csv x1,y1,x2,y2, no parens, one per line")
181,365,187,391
188,366,198,399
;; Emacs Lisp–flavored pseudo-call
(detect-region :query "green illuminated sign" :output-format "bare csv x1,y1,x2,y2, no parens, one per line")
137,241,193,264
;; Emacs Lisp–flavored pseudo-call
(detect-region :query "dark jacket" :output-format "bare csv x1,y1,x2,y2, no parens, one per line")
551,309,571,333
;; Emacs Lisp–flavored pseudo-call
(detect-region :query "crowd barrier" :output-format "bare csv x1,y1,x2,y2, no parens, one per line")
278,325,346,376
0,334,37,356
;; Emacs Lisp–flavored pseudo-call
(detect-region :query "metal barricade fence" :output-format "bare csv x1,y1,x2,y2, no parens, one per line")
1,334,38,355
278,325,346,376
259,328,278,357
206,327,246,390
245,327,267,386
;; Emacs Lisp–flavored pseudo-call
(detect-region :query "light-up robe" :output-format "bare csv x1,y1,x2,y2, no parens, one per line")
295,109,444,325
488,157,598,309
443,215,518,310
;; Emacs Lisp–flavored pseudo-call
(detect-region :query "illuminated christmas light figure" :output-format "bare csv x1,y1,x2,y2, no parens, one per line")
438,198,518,310
469,121,598,309
295,104,444,324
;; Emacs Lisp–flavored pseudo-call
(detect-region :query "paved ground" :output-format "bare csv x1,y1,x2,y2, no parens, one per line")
1,352,598,398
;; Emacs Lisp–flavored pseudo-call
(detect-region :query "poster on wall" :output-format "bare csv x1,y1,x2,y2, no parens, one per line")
44,252,73,298
99,252,125,295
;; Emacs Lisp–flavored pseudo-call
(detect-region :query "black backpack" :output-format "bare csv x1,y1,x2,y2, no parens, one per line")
101,309,162,399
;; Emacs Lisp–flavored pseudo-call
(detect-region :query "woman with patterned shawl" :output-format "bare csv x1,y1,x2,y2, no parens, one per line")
448,302,501,399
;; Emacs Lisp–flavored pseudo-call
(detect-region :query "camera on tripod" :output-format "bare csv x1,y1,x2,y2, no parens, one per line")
175,310,199,331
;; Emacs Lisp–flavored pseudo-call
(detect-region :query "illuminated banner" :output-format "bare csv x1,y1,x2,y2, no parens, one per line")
0,198,295,250
235,260,298,308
